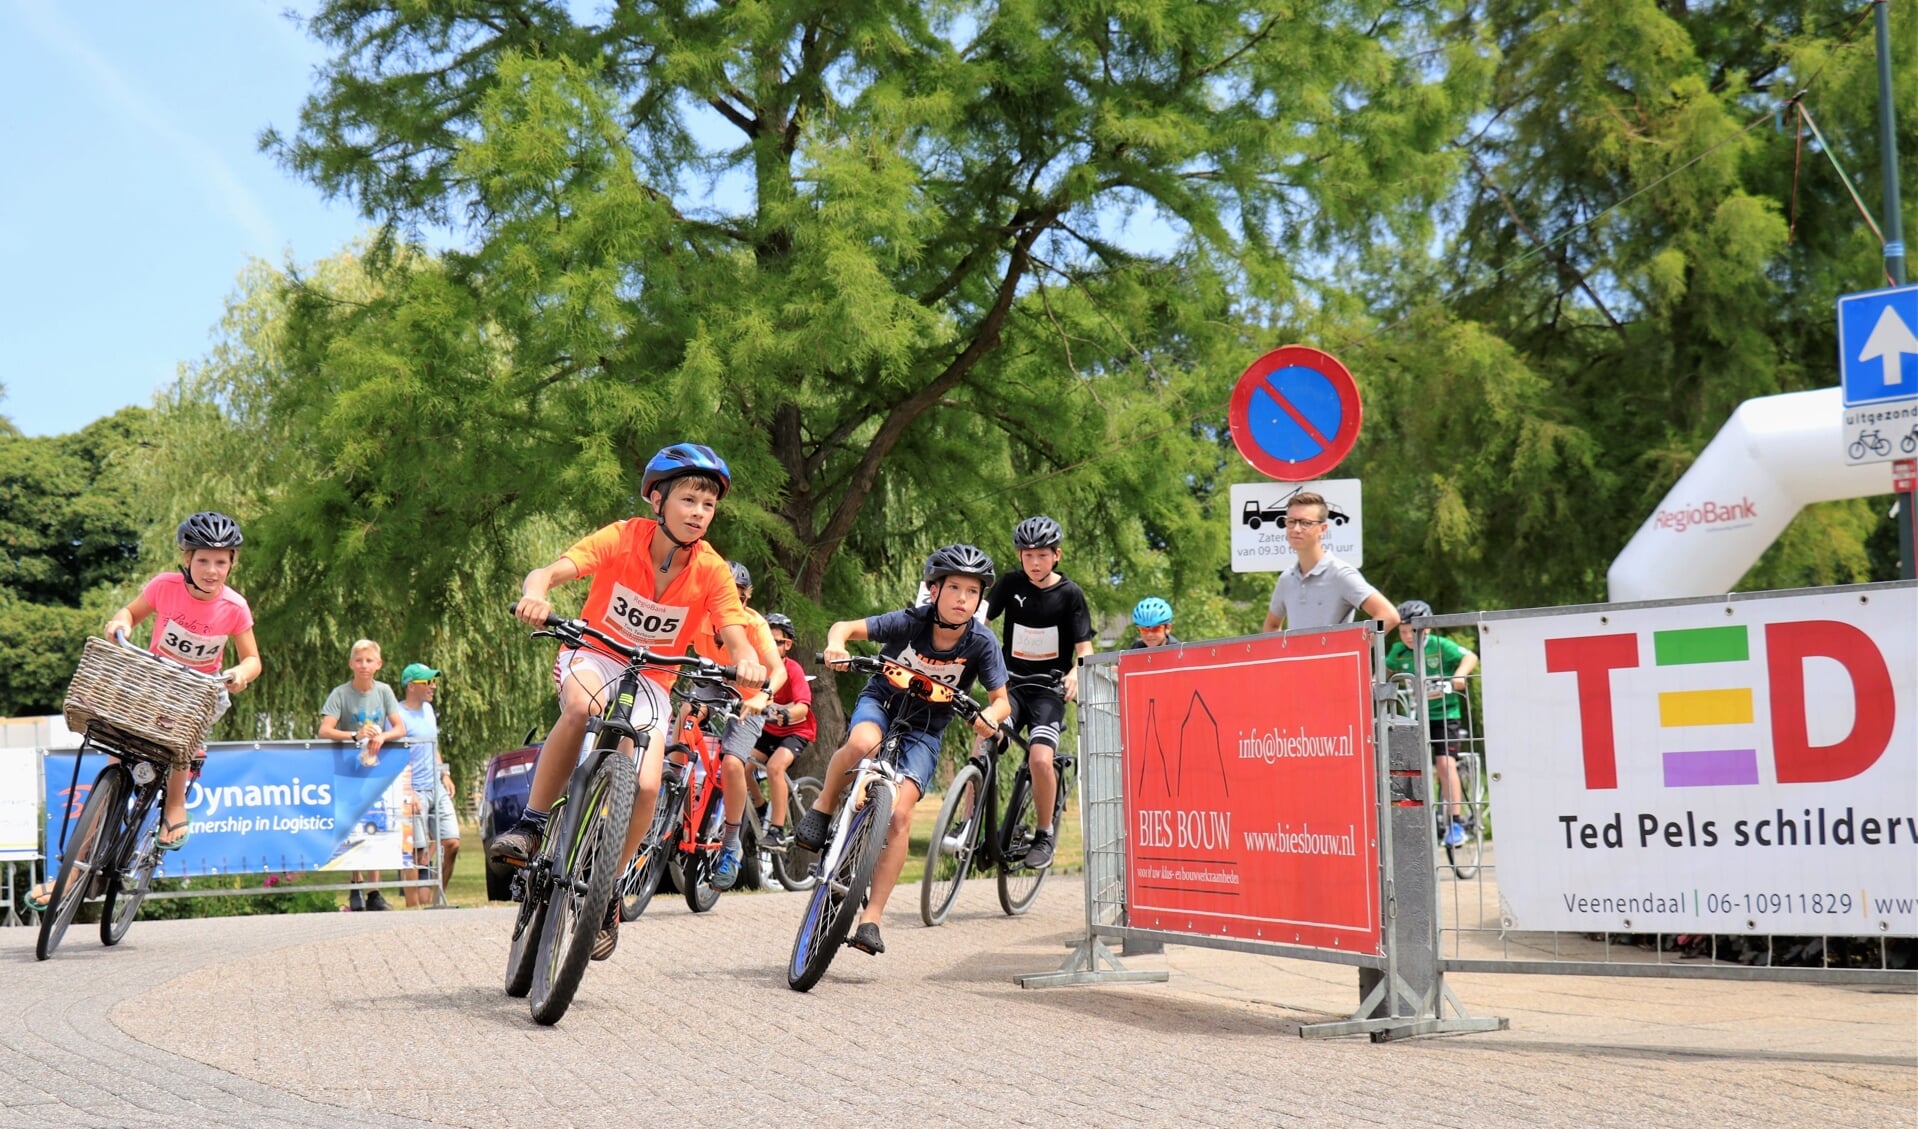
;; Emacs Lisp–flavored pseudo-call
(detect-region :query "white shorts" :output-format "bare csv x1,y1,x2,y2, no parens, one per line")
554,648,673,737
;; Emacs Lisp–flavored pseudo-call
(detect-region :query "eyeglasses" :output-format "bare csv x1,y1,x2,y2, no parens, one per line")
1284,518,1325,529
409,679,437,687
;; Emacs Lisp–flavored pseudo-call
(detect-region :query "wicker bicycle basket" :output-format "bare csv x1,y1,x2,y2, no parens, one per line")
63,636,222,759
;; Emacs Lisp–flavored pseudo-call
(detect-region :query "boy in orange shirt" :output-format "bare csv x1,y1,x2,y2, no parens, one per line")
496,444,766,958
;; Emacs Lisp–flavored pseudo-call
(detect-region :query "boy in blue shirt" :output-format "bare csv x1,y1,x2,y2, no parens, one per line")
800,545,1011,957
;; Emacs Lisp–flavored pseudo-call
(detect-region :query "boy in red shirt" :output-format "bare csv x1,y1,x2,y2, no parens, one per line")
496,444,766,958
751,611,814,848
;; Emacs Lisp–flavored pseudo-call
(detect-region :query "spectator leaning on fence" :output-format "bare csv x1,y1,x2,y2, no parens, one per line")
318,639,408,912
397,662,459,903
1259,492,1400,638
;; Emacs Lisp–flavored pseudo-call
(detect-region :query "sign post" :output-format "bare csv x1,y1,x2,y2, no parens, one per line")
1837,284,1918,579
1227,346,1363,481
1230,479,1364,571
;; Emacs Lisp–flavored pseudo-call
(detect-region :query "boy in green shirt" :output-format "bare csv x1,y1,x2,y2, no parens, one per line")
1385,600,1478,848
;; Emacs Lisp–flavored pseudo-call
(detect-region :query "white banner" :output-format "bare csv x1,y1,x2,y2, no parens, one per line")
0,747,40,859
1481,586,1916,936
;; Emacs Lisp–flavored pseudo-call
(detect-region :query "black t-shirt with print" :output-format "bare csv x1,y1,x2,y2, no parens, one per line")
985,571,1095,687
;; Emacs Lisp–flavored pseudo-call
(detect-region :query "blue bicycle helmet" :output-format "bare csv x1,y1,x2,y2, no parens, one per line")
1132,597,1174,628
641,443,731,503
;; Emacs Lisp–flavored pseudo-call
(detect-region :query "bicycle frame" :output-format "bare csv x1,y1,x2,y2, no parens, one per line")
664,699,731,859
810,752,906,892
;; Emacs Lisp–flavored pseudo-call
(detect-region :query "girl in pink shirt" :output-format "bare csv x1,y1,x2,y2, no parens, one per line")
29,513,263,908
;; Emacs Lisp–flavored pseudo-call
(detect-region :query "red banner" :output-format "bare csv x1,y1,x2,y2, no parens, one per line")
1119,629,1380,955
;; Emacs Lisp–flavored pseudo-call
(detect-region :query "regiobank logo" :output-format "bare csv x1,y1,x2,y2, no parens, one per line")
1545,621,1896,790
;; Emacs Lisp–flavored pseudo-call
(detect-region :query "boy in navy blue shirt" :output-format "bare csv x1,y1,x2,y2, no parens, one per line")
798,545,1010,957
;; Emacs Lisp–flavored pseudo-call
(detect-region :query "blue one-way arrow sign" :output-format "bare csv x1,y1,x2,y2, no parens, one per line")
1838,284,1918,406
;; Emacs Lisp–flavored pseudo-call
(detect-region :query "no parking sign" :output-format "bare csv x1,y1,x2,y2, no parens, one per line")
1226,346,1362,481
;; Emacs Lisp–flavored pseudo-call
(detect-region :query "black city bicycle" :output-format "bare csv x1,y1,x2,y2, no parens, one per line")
505,611,735,1025
788,654,1009,992
919,709,1067,925
38,634,229,960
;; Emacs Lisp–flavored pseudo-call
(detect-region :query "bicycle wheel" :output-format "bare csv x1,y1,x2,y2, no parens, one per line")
772,776,823,892
1447,753,1486,881
37,764,130,960
683,799,722,914
528,752,635,1025
738,814,764,892
503,868,547,998
787,782,891,992
101,785,163,946
996,765,1048,916
920,762,984,927
619,782,680,922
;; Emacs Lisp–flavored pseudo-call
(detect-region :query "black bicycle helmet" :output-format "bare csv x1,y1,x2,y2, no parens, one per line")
923,544,995,588
1397,599,1432,622
729,561,752,589
764,612,795,635
1012,515,1063,550
177,511,244,551
641,443,731,502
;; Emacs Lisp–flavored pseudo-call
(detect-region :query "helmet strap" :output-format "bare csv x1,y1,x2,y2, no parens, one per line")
178,562,213,594
651,489,702,573
927,579,969,630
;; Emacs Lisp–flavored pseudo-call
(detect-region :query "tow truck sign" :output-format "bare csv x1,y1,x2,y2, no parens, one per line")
1229,480,1363,572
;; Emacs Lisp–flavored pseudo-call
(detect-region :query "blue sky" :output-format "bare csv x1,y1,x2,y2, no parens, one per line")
1,1,369,437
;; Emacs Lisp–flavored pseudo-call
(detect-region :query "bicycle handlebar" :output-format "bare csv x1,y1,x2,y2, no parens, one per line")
512,605,739,682
818,653,1018,743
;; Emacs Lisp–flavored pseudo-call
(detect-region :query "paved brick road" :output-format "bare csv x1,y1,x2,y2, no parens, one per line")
2,882,1912,1128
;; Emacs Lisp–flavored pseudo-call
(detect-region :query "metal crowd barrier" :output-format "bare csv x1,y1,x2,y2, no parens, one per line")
1023,581,1917,1041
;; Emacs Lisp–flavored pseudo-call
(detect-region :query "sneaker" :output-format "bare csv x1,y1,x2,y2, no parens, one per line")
591,898,619,961
1023,830,1055,870
1444,820,1467,848
794,808,831,853
365,890,392,911
487,820,543,867
848,922,884,955
346,890,365,913
711,845,743,891
761,824,787,851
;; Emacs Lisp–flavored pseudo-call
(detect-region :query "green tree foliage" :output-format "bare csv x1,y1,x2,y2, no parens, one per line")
126,1,1910,766
0,408,155,715
204,0,1484,753
1342,0,1914,612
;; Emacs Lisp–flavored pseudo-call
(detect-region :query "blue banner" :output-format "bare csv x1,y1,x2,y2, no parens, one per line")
42,741,420,878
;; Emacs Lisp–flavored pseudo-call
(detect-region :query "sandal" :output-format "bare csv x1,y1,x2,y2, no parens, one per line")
159,819,191,852
23,881,54,911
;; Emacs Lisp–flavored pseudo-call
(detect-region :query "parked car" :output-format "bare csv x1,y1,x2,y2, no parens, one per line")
480,732,541,901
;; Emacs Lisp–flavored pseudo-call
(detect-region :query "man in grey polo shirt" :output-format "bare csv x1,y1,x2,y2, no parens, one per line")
1260,492,1401,636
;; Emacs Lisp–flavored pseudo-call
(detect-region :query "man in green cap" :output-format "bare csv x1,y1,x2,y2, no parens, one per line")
398,662,459,903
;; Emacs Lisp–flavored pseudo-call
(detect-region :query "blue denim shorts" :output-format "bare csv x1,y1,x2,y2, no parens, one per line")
848,691,946,794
